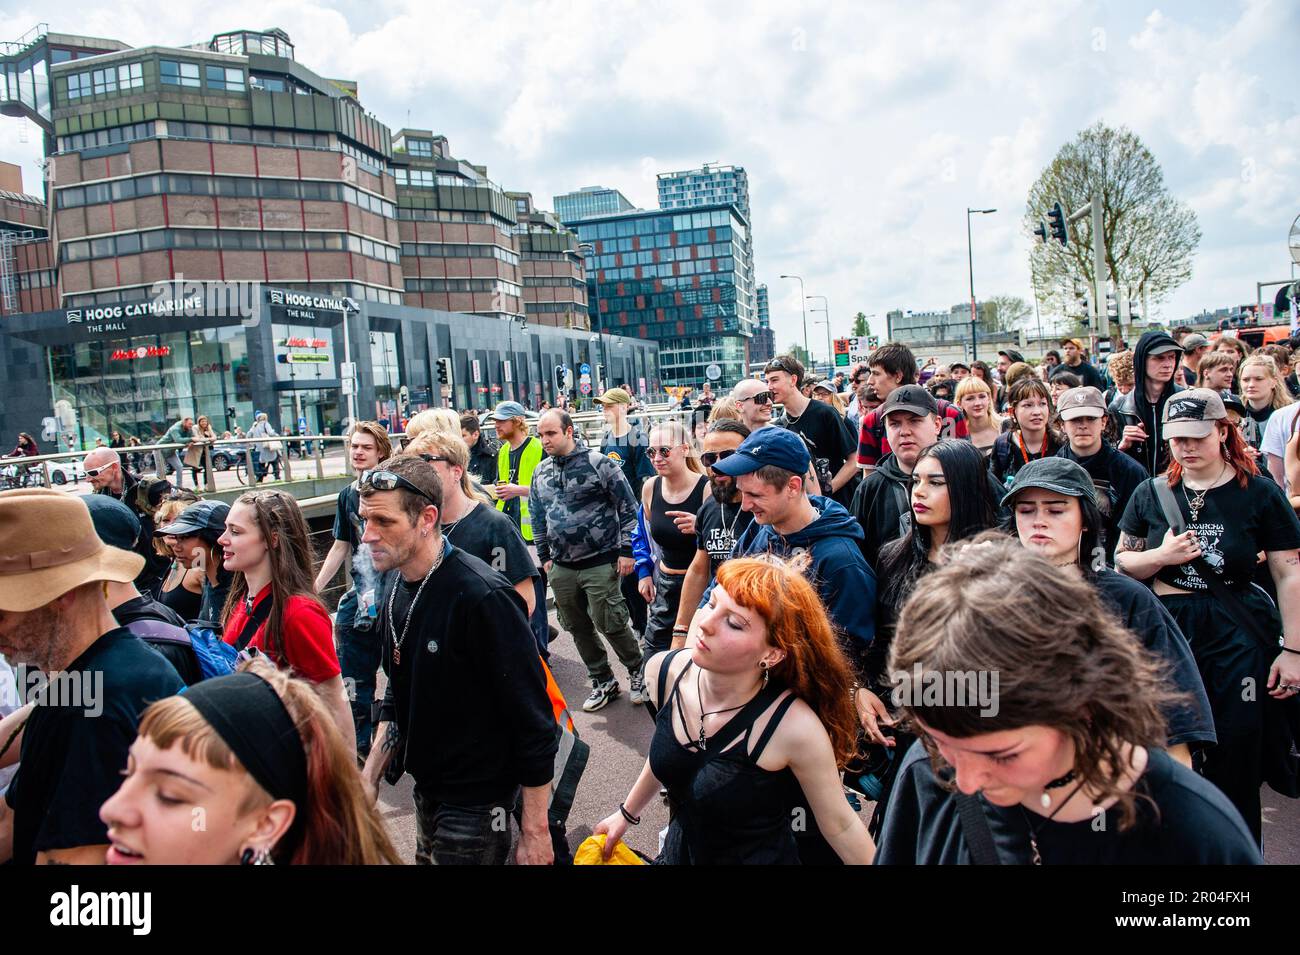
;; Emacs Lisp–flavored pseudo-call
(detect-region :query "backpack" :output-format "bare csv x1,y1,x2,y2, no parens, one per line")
126,597,272,683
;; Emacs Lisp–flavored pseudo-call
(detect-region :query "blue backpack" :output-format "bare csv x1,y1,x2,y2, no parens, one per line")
126,599,271,683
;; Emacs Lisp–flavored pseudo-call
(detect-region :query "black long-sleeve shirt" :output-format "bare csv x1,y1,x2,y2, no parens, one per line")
377,543,557,804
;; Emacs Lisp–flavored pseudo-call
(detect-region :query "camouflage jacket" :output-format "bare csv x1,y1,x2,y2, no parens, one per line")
529,441,637,566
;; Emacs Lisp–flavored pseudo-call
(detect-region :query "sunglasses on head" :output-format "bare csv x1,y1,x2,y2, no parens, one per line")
360,469,439,506
740,391,773,405
700,449,737,468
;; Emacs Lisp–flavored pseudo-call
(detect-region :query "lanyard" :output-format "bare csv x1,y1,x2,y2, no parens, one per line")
1014,431,1047,465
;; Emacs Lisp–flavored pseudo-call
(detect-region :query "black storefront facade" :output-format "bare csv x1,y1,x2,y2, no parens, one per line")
0,287,661,452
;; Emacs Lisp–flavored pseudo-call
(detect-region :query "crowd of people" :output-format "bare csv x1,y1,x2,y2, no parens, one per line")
1,327,1298,867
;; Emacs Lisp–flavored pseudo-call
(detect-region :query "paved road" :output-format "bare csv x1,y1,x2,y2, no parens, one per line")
377,612,1300,864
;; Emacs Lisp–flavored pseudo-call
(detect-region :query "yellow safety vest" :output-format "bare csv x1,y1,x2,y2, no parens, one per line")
497,435,543,542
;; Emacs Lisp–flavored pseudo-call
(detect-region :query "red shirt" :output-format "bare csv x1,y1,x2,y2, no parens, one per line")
223,585,340,684
856,399,969,468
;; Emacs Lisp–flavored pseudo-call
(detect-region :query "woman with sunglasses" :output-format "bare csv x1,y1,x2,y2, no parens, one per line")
217,490,354,757
640,420,708,660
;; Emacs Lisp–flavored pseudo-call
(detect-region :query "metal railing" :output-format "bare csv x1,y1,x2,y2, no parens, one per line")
0,403,693,494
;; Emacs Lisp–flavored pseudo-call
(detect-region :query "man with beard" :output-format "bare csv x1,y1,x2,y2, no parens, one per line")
358,455,555,865
669,420,753,648
0,490,183,865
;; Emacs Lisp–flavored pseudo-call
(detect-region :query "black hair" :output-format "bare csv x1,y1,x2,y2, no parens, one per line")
878,439,1001,614
1003,486,1106,577
459,414,480,435
708,419,751,439
869,342,919,385
1045,349,1062,362
1052,371,1082,389
541,408,574,434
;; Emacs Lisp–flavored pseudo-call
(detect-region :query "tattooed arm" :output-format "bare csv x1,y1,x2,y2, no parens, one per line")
1114,529,1199,581
361,721,399,802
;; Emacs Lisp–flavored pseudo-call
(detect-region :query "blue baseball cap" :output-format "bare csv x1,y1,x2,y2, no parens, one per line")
491,401,529,421
710,427,811,478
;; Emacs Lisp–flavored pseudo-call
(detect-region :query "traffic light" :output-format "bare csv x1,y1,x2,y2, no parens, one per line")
596,363,605,386
554,365,565,392
1047,201,1068,245
436,357,452,386
1106,292,1119,321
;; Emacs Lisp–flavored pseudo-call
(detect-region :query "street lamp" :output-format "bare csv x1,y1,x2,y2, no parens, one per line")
966,208,996,363
577,241,607,392
807,295,831,374
779,274,809,365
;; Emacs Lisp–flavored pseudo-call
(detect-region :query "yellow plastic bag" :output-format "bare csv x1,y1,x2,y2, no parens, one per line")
573,834,646,865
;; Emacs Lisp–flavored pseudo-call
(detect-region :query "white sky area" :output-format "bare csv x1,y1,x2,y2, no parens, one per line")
2,1,1296,357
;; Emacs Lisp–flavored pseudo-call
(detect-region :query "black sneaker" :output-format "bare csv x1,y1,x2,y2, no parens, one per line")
582,677,620,712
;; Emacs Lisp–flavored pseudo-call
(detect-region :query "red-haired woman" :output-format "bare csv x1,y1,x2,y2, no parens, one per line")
595,556,875,864
100,658,401,864
1117,388,1300,846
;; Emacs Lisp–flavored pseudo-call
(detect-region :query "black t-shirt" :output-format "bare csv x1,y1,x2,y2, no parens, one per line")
1057,442,1150,559
990,431,1060,490
5,628,184,864
1120,475,1300,591
876,743,1261,864
1091,569,1215,747
375,545,556,804
1179,364,1198,387
780,399,858,507
694,495,755,579
112,594,203,686
601,426,655,500
1056,360,1106,391
333,481,363,547
442,502,538,587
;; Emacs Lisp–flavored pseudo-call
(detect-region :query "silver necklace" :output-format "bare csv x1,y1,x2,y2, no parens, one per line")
1181,462,1227,522
440,500,477,542
387,538,444,666
720,500,742,543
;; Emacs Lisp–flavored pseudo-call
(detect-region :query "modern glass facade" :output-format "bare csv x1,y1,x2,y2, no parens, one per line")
570,205,753,389
657,164,750,224
750,283,774,365
553,186,635,223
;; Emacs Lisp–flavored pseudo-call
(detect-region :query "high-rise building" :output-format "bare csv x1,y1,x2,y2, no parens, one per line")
507,191,588,330
552,185,635,223
0,24,657,445
657,163,750,223
566,204,754,389
749,282,774,366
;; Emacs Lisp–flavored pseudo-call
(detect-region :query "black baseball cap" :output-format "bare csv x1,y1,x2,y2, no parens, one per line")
1001,457,1099,508
156,500,230,542
1219,390,1246,417
998,348,1025,364
85,495,141,551
879,384,939,419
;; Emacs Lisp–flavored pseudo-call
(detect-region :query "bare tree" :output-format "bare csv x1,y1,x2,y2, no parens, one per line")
1026,123,1200,322
984,295,1032,333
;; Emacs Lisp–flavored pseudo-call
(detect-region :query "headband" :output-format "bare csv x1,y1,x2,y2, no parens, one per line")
182,672,308,807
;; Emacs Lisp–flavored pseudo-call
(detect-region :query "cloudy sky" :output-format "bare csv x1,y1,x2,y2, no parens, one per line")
2,0,1296,357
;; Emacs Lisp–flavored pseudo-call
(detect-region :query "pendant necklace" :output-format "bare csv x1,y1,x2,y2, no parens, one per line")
388,538,444,666
694,667,757,751
1020,777,1086,866
1182,461,1227,523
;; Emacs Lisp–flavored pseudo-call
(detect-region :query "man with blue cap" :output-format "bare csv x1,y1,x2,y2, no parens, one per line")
698,427,877,671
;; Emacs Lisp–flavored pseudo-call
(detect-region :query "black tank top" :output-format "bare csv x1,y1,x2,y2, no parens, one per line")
649,476,707,571
649,649,801,865
158,565,202,622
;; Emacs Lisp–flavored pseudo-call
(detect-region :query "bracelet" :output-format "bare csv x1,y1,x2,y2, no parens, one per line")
672,625,689,635
1282,646,1300,656
619,803,641,826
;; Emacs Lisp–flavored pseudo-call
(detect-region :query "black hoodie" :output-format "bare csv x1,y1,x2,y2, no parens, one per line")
1109,330,1183,475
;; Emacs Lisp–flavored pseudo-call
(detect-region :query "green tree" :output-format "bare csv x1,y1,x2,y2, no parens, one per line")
851,312,870,337
983,295,1031,333
783,342,812,368
1026,122,1200,322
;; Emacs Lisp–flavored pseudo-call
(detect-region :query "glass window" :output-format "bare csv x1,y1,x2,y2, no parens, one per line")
160,61,200,88
118,63,143,90
66,72,91,100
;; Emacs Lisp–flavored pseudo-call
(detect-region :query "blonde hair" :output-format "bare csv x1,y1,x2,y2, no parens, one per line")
153,498,193,557
1107,350,1135,385
405,408,461,445
707,397,741,423
954,376,1000,431
1239,354,1294,410
404,430,492,504
649,419,703,474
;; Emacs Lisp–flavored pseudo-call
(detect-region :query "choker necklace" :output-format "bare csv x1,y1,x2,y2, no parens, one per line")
1040,768,1077,807
694,668,760,750
1021,777,1087,865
